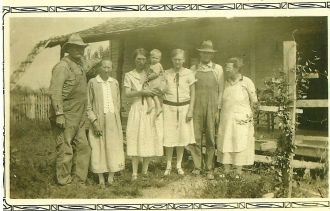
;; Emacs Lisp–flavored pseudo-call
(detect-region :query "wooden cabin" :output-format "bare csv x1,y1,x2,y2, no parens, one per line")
16,17,328,163
45,17,327,112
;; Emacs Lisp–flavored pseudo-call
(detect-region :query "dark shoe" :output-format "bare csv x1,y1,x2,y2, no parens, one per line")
71,177,87,188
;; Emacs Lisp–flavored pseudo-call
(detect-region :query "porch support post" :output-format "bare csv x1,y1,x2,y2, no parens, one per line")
283,41,297,198
60,44,65,59
116,38,125,114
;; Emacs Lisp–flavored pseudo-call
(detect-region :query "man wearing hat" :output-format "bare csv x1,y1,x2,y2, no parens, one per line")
188,40,224,180
49,34,91,185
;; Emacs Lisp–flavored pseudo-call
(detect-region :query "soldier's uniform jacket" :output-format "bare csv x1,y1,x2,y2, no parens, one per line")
49,56,88,128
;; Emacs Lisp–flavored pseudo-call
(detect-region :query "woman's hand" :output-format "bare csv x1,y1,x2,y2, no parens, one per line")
215,108,221,126
92,121,102,137
186,110,193,122
141,88,162,97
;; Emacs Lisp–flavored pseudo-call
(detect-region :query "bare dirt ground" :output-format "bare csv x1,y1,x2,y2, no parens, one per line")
141,174,207,198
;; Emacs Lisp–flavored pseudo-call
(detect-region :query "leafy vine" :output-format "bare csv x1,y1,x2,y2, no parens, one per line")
258,51,323,197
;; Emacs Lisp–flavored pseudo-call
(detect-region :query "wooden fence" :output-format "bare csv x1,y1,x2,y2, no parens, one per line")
10,92,51,122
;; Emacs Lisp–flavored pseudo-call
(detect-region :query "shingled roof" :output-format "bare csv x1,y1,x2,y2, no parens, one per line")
45,17,203,48
11,17,203,89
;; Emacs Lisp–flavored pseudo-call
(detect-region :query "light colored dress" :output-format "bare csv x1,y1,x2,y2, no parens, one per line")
162,68,196,147
217,75,258,166
87,75,125,173
124,69,164,157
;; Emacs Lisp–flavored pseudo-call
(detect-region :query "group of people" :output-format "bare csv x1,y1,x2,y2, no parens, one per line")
49,34,258,188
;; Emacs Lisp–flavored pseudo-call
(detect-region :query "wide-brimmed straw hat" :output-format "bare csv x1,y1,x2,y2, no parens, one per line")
196,40,217,53
62,34,88,52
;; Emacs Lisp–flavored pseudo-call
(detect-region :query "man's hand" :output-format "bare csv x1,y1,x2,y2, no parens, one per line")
93,121,103,137
56,115,66,129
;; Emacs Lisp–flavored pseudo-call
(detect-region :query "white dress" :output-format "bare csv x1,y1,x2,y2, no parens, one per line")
87,76,125,173
162,68,196,147
217,76,258,166
124,70,164,157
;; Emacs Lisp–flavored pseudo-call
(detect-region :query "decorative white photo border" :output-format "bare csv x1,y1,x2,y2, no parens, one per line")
2,1,330,210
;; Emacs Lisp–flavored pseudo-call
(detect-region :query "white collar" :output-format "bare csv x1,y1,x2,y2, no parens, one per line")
200,61,213,68
169,67,190,76
96,75,113,83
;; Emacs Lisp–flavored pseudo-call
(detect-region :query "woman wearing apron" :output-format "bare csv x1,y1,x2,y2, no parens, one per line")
216,57,258,178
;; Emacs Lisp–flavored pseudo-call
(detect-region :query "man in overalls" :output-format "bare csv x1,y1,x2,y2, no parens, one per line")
188,40,224,180
49,34,91,185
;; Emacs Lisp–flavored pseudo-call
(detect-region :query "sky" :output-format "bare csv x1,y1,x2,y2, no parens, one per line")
10,17,110,89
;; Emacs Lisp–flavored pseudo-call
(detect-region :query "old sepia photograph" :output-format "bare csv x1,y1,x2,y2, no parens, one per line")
2,1,330,210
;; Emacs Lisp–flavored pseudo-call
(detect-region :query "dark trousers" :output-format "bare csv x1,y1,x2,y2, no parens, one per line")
51,121,91,185
188,112,216,172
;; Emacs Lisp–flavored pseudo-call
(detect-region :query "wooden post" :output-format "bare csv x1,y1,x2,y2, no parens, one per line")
249,37,256,82
60,44,65,59
283,41,297,198
116,38,125,114
108,40,112,59
29,94,36,120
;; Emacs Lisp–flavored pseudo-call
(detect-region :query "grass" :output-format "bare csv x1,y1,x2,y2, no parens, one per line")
9,119,328,199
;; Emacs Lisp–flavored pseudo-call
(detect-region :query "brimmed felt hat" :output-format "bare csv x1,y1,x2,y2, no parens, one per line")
62,34,88,52
196,40,217,53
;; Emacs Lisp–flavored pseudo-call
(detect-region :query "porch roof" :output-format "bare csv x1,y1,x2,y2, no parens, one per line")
45,17,203,48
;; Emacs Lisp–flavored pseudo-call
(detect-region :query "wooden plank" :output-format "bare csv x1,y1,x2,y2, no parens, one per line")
255,155,324,169
259,105,278,112
296,135,328,142
259,105,302,113
304,72,319,79
295,144,328,154
256,138,327,158
296,99,328,108
255,139,277,152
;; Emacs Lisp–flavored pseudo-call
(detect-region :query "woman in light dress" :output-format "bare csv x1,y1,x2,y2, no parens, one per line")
124,48,164,181
162,49,196,176
87,59,125,188
216,57,258,178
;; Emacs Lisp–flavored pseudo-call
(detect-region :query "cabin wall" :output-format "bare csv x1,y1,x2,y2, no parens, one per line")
109,17,327,119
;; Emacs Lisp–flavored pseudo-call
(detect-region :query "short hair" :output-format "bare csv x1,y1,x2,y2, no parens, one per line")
171,49,185,58
94,58,112,70
101,59,112,66
101,56,111,61
226,57,243,69
150,49,162,57
133,48,148,60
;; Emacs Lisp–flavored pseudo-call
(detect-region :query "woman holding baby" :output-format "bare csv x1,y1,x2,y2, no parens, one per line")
123,48,164,181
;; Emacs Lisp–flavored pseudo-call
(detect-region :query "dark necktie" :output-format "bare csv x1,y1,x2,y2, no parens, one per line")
175,72,179,121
